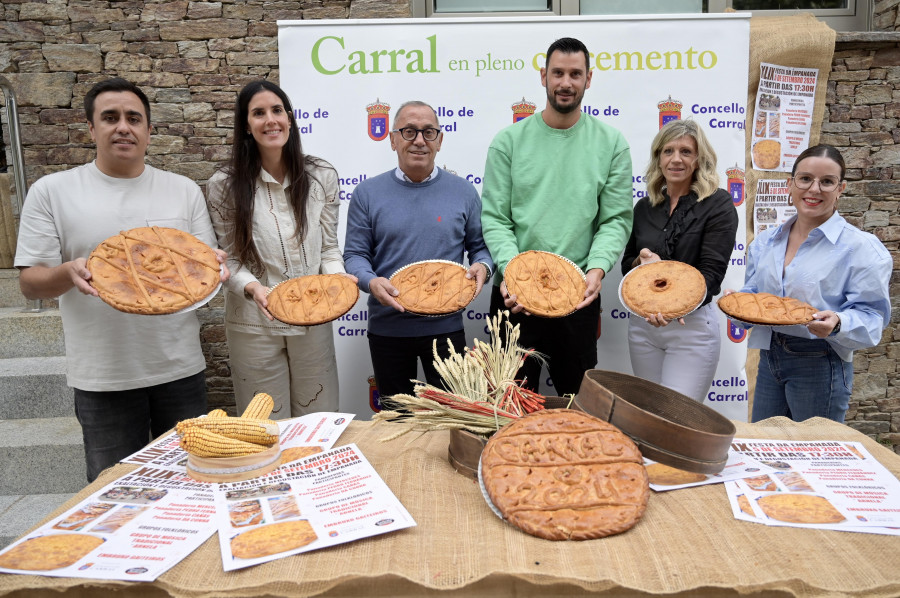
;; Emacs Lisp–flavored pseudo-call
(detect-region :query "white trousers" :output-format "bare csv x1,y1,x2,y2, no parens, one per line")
627,302,721,403
226,325,339,418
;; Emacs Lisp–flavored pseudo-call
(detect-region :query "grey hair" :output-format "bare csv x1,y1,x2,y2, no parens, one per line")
393,100,440,126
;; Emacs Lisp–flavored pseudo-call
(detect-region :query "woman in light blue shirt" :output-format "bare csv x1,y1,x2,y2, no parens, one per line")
737,144,891,423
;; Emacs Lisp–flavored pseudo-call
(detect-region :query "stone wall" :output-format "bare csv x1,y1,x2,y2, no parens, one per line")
874,0,900,31
0,2,897,449
825,36,900,452
0,0,411,414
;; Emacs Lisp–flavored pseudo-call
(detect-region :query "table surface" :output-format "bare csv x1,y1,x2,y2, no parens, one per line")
1,416,899,598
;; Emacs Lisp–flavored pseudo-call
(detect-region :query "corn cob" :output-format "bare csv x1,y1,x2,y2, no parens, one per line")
241,392,274,420
180,427,268,457
207,408,228,418
175,417,279,445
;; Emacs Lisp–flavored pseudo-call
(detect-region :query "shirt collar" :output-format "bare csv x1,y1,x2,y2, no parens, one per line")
394,165,439,183
773,212,843,244
260,168,290,189
661,187,698,206
772,215,796,241
536,109,584,136
819,211,845,244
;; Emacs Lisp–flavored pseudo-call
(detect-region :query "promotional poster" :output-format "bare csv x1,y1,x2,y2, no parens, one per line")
278,15,752,419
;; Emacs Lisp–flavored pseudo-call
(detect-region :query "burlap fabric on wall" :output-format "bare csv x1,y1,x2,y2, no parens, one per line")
2,419,898,598
0,173,16,268
743,14,836,409
746,14,835,210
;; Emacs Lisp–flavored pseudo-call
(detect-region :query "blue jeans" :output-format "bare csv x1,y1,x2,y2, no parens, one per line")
752,332,852,423
74,371,207,481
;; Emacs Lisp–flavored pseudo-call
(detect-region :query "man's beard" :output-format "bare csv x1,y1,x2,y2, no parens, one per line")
547,88,582,114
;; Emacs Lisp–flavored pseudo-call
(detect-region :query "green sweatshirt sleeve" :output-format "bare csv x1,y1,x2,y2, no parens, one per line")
481,140,519,277
587,135,633,274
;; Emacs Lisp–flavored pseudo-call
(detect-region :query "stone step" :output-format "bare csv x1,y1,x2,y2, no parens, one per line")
0,356,72,419
0,417,86,495
0,269,59,309
0,306,64,359
0,493,76,549
0,270,21,308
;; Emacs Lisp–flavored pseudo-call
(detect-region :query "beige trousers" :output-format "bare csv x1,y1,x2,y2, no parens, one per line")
226,325,339,418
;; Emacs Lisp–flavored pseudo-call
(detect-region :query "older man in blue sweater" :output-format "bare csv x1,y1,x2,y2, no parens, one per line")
344,100,493,399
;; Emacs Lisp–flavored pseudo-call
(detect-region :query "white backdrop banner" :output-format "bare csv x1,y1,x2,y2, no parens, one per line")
278,14,751,420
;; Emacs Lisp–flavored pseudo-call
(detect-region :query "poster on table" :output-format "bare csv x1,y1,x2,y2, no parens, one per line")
724,438,900,535
0,466,217,581
214,444,415,571
750,63,818,173
120,412,355,471
753,178,792,236
278,14,752,419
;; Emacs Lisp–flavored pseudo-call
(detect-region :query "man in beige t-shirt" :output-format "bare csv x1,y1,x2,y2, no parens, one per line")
15,78,229,481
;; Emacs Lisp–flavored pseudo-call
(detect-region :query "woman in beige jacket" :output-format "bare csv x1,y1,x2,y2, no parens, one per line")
206,80,354,417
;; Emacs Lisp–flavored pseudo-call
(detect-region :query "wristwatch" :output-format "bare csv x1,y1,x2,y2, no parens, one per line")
830,317,841,336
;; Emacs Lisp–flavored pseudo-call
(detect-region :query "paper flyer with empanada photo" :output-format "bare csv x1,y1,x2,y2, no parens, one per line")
120,412,355,470
647,449,776,492
0,466,217,581
752,179,793,237
751,63,818,172
724,439,900,534
214,443,415,571
724,479,900,536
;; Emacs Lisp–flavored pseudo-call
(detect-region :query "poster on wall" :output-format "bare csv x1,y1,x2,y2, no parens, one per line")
750,63,818,173
753,178,792,235
278,14,751,420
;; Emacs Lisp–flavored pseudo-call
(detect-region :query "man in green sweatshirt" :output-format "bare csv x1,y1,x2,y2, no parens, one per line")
481,37,633,397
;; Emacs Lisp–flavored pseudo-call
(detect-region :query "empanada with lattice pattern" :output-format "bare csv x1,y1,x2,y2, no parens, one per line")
266,274,358,326
717,292,817,325
390,260,476,315
503,250,586,317
88,226,220,315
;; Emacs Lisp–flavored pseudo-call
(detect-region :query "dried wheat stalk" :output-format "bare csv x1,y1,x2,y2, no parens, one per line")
373,311,547,440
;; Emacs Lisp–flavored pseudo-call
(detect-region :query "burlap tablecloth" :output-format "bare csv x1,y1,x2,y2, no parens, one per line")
1,417,898,598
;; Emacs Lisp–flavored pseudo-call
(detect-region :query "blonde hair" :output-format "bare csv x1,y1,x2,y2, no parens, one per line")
644,119,719,207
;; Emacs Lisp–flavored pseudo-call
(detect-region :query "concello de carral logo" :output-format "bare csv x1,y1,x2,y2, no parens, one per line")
727,164,745,207
511,97,536,123
658,95,682,129
366,98,390,141
368,375,381,412
727,319,747,343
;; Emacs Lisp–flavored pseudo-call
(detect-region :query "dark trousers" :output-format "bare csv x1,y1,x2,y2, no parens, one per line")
368,330,467,399
74,371,208,482
490,285,601,397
